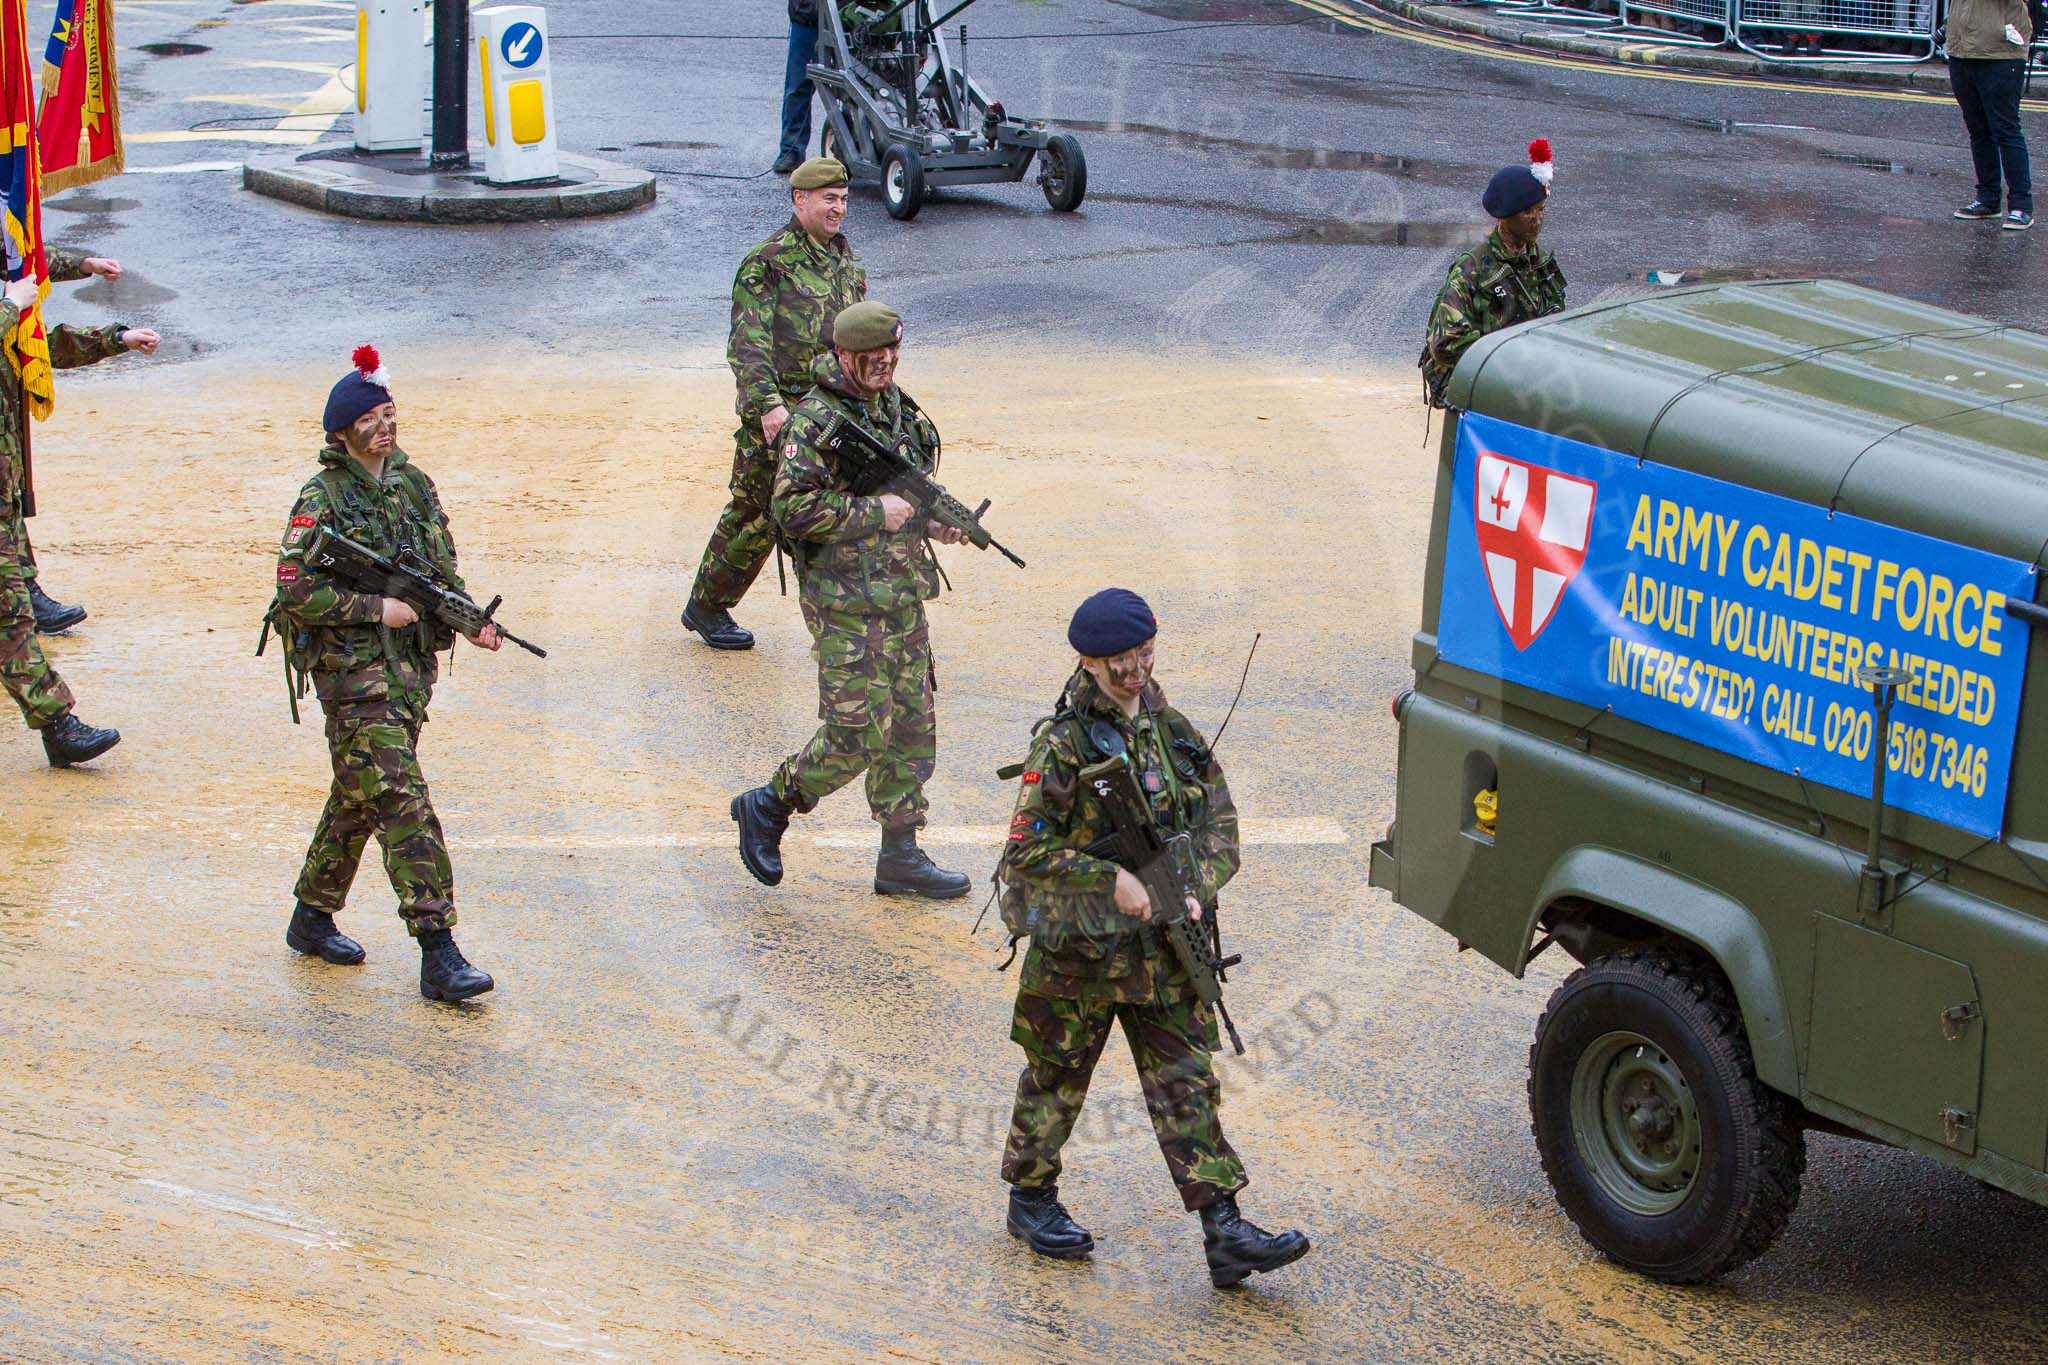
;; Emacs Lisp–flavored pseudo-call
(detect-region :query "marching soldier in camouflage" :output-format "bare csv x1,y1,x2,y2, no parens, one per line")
996,589,1311,1288
0,259,155,767
1420,143,1567,409
270,348,501,1002
682,156,867,651
730,302,972,899
16,247,160,635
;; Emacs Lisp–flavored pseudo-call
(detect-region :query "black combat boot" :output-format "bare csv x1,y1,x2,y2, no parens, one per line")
418,928,494,1002
1006,1184,1095,1260
40,712,119,767
1200,1195,1311,1288
285,901,366,965
874,828,971,899
681,600,755,651
28,582,85,634
732,785,793,886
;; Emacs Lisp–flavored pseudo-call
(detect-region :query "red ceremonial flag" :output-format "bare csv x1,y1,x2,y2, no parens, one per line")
37,0,121,194
2,0,54,422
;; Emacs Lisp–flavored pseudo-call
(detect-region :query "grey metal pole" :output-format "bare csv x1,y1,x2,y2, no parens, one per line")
430,0,470,169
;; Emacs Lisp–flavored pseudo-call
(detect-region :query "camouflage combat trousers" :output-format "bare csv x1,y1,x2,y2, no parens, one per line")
770,603,934,830
689,419,777,612
1001,984,1248,1212
293,699,457,936
0,450,71,730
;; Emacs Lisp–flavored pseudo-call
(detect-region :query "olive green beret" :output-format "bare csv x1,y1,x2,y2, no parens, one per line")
789,156,849,190
833,301,903,353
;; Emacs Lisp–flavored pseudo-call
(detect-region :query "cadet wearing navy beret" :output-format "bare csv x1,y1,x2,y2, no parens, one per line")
993,588,1313,1286
1420,138,1569,409
1067,586,1157,659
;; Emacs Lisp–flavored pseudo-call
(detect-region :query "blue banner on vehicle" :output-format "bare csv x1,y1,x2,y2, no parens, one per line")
1437,412,2037,838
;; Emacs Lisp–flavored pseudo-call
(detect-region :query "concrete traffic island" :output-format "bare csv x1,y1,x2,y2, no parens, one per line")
242,143,655,223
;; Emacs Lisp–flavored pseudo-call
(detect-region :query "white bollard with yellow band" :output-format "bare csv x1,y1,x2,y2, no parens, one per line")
473,5,560,184
353,0,428,153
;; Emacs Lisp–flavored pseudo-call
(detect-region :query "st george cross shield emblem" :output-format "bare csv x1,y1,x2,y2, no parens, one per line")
1473,449,1596,650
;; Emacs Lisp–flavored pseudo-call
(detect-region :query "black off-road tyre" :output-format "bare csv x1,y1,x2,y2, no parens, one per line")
1528,947,1806,1283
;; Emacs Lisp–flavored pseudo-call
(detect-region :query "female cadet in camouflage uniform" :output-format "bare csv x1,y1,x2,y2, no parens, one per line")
730,302,972,899
1420,141,1568,408
996,589,1311,1288
271,349,500,1002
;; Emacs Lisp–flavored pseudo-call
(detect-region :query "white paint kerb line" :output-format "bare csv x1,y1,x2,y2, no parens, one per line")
458,818,1349,851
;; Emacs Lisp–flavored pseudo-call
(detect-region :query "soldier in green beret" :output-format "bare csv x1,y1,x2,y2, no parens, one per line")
730,301,973,900
682,155,866,651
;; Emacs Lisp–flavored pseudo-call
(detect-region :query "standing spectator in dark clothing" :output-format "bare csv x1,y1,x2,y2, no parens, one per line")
774,1,821,175
1948,0,2034,230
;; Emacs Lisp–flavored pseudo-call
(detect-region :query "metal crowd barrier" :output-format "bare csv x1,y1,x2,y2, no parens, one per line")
1481,0,1624,28
1732,0,1939,62
1475,0,1942,60
1618,0,1733,46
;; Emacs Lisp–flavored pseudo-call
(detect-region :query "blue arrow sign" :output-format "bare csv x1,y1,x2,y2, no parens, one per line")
500,21,542,68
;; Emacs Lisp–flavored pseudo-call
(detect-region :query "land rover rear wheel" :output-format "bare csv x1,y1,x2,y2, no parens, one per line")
1529,947,1805,1283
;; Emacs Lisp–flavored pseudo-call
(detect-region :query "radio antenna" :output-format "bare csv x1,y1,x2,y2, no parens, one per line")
1209,633,1260,752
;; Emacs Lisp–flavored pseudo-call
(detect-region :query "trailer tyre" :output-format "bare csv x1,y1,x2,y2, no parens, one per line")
1528,947,1805,1284
881,144,925,221
1039,133,1087,211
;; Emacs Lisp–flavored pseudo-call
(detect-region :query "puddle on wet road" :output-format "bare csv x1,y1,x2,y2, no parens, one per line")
75,277,179,307
48,196,141,216
1107,0,1316,22
1819,150,1928,175
136,42,211,57
1059,118,1477,187
1087,189,1484,249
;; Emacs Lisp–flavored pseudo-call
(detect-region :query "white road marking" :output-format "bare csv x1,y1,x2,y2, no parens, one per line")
124,160,240,173
138,65,353,146
458,819,1349,852
128,129,327,144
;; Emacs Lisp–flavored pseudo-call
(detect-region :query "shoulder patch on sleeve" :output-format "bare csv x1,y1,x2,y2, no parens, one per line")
277,564,301,583
291,515,316,528
1021,770,1042,785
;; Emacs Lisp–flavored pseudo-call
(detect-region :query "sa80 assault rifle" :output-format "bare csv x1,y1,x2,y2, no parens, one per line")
812,412,1027,567
304,525,547,659
1078,754,1246,1054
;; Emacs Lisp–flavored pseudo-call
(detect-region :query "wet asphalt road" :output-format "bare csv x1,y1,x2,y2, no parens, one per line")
2,0,2046,1360
60,0,2044,369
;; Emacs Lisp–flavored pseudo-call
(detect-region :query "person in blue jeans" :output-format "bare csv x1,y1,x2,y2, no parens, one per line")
775,1,821,175
1946,0,2034,230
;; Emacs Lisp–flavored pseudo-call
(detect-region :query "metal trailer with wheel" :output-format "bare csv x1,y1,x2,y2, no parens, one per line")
806,0,1087,221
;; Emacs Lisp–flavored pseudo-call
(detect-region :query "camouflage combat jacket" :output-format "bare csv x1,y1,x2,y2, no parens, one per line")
773,353,942,617
1000,671,1241,1003
271,445,464,716
1,249,131,476
728,217,866,420
1419,229,1567,408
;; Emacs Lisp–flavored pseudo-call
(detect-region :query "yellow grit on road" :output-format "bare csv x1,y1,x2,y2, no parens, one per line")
1,346,2042,1361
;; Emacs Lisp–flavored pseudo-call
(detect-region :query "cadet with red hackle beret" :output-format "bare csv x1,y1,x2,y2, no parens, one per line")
267,345,505,1004
1420,138,1570,409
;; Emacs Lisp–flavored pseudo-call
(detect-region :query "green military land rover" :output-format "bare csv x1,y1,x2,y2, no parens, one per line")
1371,281,2048,1282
